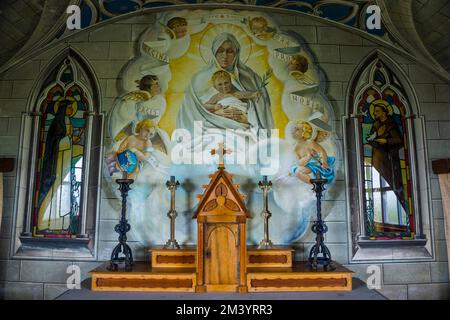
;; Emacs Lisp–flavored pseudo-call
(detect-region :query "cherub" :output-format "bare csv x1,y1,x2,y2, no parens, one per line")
166,17,188,39
249,16,275,40
114,119,156,180
290,120,335,185
202,70,260,128
288,54,315,85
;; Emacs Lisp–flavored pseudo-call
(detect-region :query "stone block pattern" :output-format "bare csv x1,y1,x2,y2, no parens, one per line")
0,10,448,300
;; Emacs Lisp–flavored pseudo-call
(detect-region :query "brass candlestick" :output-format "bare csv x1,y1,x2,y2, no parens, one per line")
258,175,273,249
164,176,180,249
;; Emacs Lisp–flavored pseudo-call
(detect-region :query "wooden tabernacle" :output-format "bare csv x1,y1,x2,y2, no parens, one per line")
91,148,352,293
193,165,250,293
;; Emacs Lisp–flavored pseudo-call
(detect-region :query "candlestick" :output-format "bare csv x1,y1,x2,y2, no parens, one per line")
108,174,134,271
258,175,273,249
308,175,334,270
164,176,180,249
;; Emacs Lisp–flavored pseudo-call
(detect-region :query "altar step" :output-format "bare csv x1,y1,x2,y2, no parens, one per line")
150,245,295,269
90,261,352,293
91,246,352,292
247,263,352,292
91,263,197,292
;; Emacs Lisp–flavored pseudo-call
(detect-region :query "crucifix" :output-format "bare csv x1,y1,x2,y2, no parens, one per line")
210,143,232,169
164,176,180,249
258,175,273,249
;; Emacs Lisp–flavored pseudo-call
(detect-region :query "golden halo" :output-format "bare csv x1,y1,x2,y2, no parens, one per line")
161,23,176,40
369,99,393,119
199,23,252,65
54,96,78,117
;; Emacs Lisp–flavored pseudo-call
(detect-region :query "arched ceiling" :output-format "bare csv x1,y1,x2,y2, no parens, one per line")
0,0,448,81
0,0,72,73
0,0,45,67
412,0,450,74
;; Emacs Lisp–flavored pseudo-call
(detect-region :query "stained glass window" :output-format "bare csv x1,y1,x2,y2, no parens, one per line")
32,59,89,238
356,60,414,240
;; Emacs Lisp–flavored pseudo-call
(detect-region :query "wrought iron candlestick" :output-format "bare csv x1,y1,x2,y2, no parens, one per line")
108,172,134,271
164,176,180,249
258,175,273,249
308,173,334,269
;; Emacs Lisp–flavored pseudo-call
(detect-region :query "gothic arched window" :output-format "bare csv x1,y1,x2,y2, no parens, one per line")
32,60,90,237
11,50,103,259
356,61,414,239
345,51,433,262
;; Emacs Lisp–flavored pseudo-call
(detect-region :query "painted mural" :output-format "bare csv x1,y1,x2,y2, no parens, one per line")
106,9,339,246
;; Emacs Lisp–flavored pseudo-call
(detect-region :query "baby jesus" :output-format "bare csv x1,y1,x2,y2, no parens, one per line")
202,70,260,128
290,121,335,185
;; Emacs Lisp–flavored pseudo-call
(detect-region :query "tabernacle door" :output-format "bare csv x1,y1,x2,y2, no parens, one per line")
204,224,239,291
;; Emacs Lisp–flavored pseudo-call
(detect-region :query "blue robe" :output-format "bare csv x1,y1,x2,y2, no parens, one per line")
291,156,336,184
116,149,140,174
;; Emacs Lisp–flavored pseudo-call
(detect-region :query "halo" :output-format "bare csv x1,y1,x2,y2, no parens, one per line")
294,119,314,141
199,24,252,65
161,23,176,39
54,96,77,117
369,99,393,119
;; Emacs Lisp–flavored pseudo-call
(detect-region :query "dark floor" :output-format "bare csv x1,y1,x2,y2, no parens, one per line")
56,278,386,300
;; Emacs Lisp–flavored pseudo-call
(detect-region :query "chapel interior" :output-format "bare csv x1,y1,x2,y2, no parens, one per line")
0,0,449,300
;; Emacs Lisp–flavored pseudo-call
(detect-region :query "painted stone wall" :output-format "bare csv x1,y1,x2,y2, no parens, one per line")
105,9,340,249
0,8,448,300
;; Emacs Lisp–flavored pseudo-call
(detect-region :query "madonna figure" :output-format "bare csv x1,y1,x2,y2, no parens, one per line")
177,33,274,132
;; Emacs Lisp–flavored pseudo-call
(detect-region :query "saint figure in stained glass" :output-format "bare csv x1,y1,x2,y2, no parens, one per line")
32,60,88,237
356,61,415,239
366,101,406,211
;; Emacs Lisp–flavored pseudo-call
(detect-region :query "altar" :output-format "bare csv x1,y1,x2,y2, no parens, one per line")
90,146,352,293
